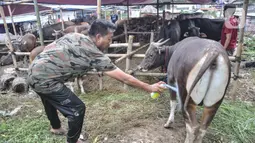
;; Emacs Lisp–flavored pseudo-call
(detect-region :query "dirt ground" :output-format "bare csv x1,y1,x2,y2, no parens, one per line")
0,51,254,143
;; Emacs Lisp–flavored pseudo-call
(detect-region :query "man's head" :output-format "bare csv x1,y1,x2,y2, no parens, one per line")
88,19,117,51
224,4,236,18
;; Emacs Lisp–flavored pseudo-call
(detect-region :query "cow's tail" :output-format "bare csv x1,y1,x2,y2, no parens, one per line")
184,50,219,121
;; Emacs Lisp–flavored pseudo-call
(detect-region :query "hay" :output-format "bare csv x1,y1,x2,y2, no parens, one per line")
210,101,255,143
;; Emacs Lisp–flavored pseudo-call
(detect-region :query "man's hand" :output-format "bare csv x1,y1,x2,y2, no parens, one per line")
148,81,166,93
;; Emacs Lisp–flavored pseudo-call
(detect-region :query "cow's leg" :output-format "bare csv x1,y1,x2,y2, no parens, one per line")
164,90,177,128
69,81,75,93
78,76,85,94
23,55,29,67
195,101,222,143
184,100,199,143
75,77,80,93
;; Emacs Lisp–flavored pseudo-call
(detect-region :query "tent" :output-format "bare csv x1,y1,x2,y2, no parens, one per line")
1,4,51,17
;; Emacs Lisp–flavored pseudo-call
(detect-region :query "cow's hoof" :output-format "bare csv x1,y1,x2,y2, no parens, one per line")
164,122,173,128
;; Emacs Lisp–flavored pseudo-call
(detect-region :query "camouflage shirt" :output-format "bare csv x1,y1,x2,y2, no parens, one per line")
27,33,116,93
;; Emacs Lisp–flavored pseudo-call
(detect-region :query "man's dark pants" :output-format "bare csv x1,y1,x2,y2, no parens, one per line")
36,85,85,143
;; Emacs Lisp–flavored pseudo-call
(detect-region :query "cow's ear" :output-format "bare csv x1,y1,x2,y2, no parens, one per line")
200,33,207,38
158,47,166,54
184,32,189,37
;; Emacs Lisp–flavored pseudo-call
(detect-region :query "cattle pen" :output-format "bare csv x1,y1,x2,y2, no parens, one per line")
0,0,249,97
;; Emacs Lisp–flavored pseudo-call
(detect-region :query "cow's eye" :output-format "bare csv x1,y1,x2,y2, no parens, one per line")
150,54,153,57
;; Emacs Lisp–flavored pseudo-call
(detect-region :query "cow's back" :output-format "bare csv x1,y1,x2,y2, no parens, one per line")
42,21,75,40
167,37,227,84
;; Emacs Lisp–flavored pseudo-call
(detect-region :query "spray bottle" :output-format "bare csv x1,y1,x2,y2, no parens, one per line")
150,84,178,99
150,84,167,99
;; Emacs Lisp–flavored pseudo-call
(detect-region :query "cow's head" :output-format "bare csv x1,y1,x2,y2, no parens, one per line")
10,37,22,52
184,21,207,38
138,39,170,72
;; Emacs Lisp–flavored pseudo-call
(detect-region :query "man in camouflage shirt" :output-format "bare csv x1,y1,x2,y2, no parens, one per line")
27,20,165,143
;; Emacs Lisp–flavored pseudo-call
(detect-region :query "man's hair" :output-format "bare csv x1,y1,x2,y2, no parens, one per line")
88,19,117,37
224,4,236,13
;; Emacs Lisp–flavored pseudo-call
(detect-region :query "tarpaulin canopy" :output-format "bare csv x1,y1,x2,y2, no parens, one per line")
36,0,216,5
36,0,150,5
1,4,51,17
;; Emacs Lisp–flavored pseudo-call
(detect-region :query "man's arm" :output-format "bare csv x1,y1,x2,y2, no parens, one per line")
224,33,232,49
104,68,164,93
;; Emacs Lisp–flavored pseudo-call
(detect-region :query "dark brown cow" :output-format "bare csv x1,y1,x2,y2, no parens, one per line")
137,37,231,143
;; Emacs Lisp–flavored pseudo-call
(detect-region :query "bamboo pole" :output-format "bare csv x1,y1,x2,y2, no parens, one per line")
97,0,101,19
124,35,134,90
127,71,167,77
33,0,44,46
0,0,32,5
115,43,149,64
127,32,153,34
106,54,145,58
7,5,17,36
231,0,249,100
60,8,64,30
112,33,125,40
3,51,236,61
36,40,54,43
8,67,167,77
109,42,140,48
0,6,18,68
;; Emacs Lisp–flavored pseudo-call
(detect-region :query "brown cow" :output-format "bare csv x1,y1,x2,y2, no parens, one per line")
12,33,37,52
53,23,90,39
137,37,231,143
29,45,45,63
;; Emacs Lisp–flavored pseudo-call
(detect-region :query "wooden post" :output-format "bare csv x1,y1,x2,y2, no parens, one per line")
7,5,17,36
33,0,44,46
19,27,23,36
124,35,134,90
97,0,101,19
150,31,154,43
127,0,129,22
124,22,128,43
231,0,250,100
157,0,159,30
162,10,165,29
60,8,64,30
0,6,17,68
104,6,107,19
114,43,149,64
172,0,174,19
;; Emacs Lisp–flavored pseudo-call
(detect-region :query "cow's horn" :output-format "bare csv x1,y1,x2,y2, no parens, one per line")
158,38,170,46
157,39,164,43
